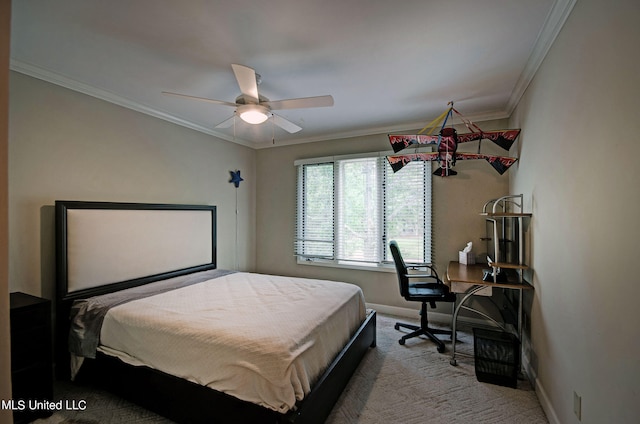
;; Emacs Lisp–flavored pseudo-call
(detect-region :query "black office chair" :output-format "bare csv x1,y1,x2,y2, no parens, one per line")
389,240,456,353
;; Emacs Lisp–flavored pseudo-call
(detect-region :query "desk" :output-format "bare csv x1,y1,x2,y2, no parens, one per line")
446,261,533,366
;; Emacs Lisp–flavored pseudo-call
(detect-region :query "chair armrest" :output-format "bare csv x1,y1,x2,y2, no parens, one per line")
404,273,435,279
406,263,432,270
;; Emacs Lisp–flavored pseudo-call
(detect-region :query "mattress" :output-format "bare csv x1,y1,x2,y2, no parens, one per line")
96,272,367,413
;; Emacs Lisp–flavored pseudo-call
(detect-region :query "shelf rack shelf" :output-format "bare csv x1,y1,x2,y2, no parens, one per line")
481,194,530,284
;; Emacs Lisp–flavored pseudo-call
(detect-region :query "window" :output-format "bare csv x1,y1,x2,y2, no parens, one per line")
295,152,432,268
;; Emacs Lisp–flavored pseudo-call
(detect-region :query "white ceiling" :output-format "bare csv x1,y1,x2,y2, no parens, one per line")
10,0,575,148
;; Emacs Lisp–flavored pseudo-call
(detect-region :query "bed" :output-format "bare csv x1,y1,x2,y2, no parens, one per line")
55,200,376,424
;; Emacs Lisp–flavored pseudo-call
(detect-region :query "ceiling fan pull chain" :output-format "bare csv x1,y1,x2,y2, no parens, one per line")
272,115,276,144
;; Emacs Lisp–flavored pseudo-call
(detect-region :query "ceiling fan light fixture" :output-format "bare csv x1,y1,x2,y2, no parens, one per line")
238,104,270,124
163,64,332,133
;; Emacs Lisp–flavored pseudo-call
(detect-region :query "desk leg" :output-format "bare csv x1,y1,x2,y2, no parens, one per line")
450,285,486,366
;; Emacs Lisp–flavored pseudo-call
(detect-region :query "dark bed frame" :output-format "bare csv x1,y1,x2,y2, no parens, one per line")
55,200,376,424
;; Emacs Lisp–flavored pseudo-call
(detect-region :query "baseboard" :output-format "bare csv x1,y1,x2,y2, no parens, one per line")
532,376,560,424
365,303,494,328
366,303,420,319
520,359,556,423
366,303,453,324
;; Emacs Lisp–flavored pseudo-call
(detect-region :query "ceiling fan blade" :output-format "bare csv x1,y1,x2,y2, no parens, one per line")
272,114,302,133
214,114,236,129
161,91,237,107
231,64,260,104
265,95,334,110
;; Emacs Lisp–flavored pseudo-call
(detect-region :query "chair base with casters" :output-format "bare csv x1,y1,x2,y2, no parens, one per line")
389,240,456,353
395,301,452,353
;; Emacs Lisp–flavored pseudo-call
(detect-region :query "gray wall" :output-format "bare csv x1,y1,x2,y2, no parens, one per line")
9,72,257,300
509,0,640,422
255,127,510,311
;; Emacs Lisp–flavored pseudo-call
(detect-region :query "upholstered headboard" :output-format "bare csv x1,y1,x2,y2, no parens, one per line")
55,201,217,301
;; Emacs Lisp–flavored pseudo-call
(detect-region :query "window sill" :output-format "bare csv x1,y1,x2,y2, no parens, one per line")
296,258,396,273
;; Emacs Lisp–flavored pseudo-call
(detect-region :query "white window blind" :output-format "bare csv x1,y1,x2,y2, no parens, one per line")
295,162,334,259
295,153,432,266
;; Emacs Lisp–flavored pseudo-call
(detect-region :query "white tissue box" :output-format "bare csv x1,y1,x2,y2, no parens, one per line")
459,251,475,265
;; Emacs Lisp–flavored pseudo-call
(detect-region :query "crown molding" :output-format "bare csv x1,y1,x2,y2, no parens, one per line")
11,59,510,150
255,109,512,149
11,0,575,151
9,59,255,148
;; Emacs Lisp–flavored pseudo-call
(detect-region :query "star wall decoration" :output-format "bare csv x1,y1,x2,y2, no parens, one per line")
229,170,244,188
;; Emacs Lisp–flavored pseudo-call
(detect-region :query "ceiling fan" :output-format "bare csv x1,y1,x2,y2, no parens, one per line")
162,64,334,133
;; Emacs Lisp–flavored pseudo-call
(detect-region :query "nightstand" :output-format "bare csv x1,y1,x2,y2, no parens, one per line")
10,292,53,423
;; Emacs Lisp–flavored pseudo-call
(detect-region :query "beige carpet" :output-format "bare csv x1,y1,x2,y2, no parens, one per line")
35,313,547,424
326,314,547,423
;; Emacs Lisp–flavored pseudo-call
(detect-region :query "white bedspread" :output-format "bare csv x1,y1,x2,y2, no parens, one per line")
98,272,366,413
